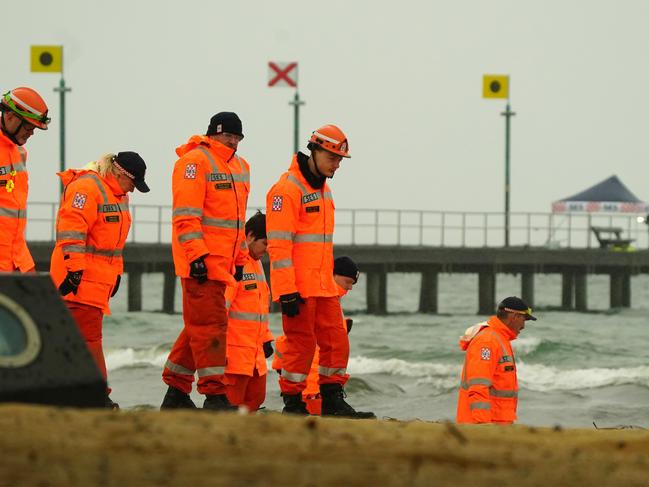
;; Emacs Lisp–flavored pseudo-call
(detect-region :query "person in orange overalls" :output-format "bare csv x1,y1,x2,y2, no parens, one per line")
0,87,50,272
273,256,360,415
266,126,373,418
224,211,274,412
456,296,537,424
161,112,250,411
50,152,150,408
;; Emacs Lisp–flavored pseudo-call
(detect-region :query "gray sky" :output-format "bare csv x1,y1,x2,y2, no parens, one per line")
4,0,649,214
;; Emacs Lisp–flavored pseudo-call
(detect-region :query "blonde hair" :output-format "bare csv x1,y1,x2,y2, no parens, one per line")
83,153,120,177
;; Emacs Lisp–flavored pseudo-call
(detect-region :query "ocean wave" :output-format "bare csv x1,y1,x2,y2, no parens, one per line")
348,356,459,377
512,336,543,355
519,362,649,391
105,345,168,371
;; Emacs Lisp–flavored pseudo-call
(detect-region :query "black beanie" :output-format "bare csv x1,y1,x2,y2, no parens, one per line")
206,112,244,138
334,256,359,283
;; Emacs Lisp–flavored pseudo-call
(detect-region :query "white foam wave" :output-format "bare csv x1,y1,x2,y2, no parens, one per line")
512,336,542,355
105,346,168,371
519,362,649,391
348,355,459,378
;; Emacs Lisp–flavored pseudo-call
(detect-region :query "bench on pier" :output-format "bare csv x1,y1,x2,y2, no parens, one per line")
590,226,634,250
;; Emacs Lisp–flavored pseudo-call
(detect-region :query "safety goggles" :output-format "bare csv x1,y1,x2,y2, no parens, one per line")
2,92,51,126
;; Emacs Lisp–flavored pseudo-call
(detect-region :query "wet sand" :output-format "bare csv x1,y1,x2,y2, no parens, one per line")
1,404,648,487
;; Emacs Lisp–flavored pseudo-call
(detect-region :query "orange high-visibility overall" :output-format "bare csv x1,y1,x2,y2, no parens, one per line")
0,133,33,272
456,316,519,424
267,154,349,395
163,136,250,396
50,169,132,386
224,256,273,411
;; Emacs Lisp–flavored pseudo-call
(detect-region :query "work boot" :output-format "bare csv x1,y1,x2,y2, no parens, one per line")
160,386,197,410
105,395,120,410
203,394,237,411
320,384,376,419
281,393,309,415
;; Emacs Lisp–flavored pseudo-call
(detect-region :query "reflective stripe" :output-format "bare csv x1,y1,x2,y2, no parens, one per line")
229,310,269,322
293,233,333,243
97,202,129,213
173,207,203,217
272,258,293,270
275,349,283,359
78,173,109,203
62,244,86,254
323,191,333,200
17,147,27,164
283,371,308,382
178,231,204,243
286,174,309,196
499,355,514,364
470,402,491,411
197,366,225,377
0,162,26,174
86,246,123,257
256,273,266,282
489,387,518,398
267,231,294,241
56,231,87,241
0,207,26,218
461,377,493,389
230,173,249,183
225,300,231,309
318,366,347,376
196,146,219,173
10,92,46,116
201,217,242,229
312,130,340,145
164,360,195,376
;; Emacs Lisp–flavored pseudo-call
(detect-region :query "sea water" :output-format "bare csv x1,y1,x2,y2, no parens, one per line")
103,273,649,427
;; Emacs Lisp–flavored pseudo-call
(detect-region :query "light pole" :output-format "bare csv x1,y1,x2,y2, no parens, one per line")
289,91,305,154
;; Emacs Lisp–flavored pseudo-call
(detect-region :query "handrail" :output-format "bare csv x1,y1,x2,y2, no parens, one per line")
24,202,649,249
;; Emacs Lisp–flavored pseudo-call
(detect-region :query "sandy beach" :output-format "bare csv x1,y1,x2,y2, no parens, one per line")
1,404,648,487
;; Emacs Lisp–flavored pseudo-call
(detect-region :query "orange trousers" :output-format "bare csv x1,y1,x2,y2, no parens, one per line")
66,302,109,393
279,296,349,395
225,369,267,412
163,278,229,395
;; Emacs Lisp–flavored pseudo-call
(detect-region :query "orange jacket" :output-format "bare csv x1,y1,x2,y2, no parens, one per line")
50,169,132,314
172,135,249,285
266,155,336,300
0,133,33,272
225,256,273,376
456,316,519,424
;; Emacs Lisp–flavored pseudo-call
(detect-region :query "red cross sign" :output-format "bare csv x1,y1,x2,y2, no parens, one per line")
268,62,298,88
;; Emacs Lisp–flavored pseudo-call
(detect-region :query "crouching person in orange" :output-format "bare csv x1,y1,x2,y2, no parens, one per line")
273,256,363,416
266,124,373,418
50,152,150,408
456,296,537,424
224,211,274,412
161,112,250,411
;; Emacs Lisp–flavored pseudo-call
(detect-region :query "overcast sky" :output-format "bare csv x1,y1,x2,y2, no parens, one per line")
4,0,649,215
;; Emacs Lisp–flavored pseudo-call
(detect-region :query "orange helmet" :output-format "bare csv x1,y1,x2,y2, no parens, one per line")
308,124,350,158
1,87,50,130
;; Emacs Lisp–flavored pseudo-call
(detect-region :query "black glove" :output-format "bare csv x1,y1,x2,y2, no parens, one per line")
263,341,274,359
234,265,244,282
110,274,121,298
59,270,83,296
279,292,304,318
189,255,208,284
345,318,353,334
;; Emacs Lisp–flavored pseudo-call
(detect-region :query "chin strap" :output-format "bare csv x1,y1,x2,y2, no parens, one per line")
0,112,25,145
311,152,330,180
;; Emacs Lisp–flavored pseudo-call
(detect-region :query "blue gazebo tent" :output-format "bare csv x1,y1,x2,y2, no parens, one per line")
552,175,648,213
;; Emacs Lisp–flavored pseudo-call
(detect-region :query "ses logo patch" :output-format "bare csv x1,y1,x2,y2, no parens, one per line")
71,192,87,210
272,195,283,211
480,347,491,361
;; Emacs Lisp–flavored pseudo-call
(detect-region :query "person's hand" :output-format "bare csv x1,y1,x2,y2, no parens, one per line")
58,270,83,296
345,318,353,334
263,341,274,359
110,275,121,298
279,293,304,318
189,255,208,284
234,265,244,282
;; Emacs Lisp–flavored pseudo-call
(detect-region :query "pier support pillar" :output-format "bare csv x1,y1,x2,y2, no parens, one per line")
366,268,387,315
478,269,496,315
561,272,574,309
162,270,176,314
622,273,631,308
610,273,625,308
418,268,438,314
575,272,588,312
521,272,534,308
127,270,142,312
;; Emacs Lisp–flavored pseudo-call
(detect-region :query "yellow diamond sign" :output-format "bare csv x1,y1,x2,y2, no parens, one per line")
31,45,63,73
483,74,509,99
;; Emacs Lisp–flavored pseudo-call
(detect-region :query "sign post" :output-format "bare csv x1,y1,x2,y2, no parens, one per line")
31,45,70,194
483,74,515,247
268,62,303,154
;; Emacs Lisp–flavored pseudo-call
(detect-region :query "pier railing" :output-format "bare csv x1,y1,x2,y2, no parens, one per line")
25,202,649,249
